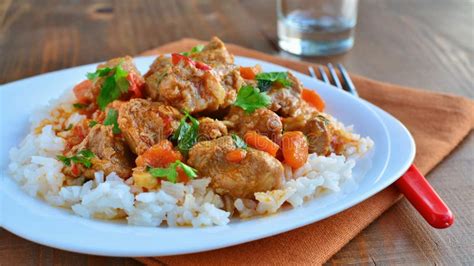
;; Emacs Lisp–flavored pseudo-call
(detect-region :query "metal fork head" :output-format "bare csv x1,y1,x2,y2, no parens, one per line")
308,64,358,97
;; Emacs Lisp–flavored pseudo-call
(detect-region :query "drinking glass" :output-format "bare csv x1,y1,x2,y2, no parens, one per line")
277,0,359,56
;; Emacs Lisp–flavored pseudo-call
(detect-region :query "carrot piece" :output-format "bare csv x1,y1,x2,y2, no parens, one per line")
225,149,247,163
73,79,93,104
239,66,257,80
281,131,309,169
302,88,325,112
136,140,183,167
244,131,279,157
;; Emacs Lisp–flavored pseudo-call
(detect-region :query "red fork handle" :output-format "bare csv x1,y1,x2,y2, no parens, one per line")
394,164,454,229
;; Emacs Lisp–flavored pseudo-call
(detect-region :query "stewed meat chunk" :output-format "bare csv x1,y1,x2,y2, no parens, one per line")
117,99,182,155
73,56,144,112
198,117,228,141
145,58,227,114
267,72,305,117
188,136,284,198
68,125,133,179
225,106,283,143
283,111,332,155
190,37,234,66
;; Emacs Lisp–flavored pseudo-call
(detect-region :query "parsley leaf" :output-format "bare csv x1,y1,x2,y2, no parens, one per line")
86,67,113,80
172,111,199,155
88,120,98,128
57,149,95,169
73,103,88,109
255,72,292,92
64,124,73,131
103,109,121,134
234,85,271,114
57,155,71,167
147,160,197,183
95,64,130,110
181,44,205,56
231,133,247,150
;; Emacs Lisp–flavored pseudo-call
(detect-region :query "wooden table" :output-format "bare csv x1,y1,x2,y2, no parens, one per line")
1,0,472,264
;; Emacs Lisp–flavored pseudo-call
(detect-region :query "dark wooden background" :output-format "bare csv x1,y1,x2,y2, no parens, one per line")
1,0,473,265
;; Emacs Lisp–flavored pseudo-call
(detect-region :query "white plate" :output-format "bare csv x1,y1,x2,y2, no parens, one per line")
0,56,415,257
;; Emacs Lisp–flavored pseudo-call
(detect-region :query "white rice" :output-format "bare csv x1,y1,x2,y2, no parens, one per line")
234,153,356,218
8,94,374,227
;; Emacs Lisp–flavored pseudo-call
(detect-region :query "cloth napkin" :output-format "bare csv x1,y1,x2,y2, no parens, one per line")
136,39,474,265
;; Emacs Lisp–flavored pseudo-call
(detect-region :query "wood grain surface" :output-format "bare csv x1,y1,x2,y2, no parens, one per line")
1,0,473,265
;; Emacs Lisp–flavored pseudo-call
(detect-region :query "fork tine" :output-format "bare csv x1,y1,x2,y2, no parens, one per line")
327,63,343,89
337,64,359,97
307,66,317,79
317,66,330,84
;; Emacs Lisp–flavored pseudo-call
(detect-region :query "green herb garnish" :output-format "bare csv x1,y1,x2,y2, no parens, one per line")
57,149,95,168
86,67,113,80
316,115,330,126
147,160,198,183
181,44,205,56
103,109,121,134
88,120,98,128
64,124,73,131
171,111,199,155
231,133,247,150
234,85,271,114
87,64,130,110
255,72,292,92
73,103,88,109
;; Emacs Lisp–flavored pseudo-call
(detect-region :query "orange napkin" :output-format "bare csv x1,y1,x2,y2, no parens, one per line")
136,39,474,265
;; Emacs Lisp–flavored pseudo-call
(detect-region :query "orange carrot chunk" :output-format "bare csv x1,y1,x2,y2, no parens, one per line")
136,140,183,168
281,131,309,169
244,131,279,157
302,88,325,112
226,149,247,163
239,66,257,80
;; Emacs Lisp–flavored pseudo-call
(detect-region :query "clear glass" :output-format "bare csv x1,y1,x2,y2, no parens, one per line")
277,0,358,56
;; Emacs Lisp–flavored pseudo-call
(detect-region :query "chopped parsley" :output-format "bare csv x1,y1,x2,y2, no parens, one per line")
255,72,292,92
86,67,113,80
171,111,199,155
231,133,247,150
103,109,121,134
88,120,98,128
73,103,88,109
181,44,205,56
317,115,330,126
64,124,73,131
87,64,130,110
57,149,95,168
147,160,198,183
234,85,271,114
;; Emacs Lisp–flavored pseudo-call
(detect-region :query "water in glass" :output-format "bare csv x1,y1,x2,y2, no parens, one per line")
277,0,358,56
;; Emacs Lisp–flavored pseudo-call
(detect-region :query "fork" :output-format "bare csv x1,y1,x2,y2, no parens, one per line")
308,64,454,229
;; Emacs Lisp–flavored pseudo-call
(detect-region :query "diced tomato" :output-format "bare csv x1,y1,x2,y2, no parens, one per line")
195,61,212,71
136,140,183,168
73,80,93,104
71,163,80,177
126,73,145,98
171,53,212,71
176,167,189,183
171,53,194,66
